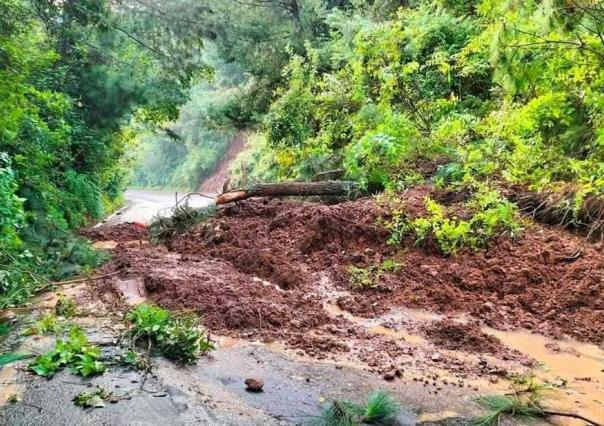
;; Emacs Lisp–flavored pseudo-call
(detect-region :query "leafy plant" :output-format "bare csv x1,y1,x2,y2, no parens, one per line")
73,388,112,409
125,304,214,363
28,327,105,378
22,313,61,336
386,189,522,254
120,349,152,372
316,391,400,425
55,295,77,318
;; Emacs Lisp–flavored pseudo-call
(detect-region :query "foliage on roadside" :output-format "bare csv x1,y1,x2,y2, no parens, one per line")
22,313,61,336
472,373,598,426
0,0,204,309
236,0,604,242
29,327,105,378
124,304,214,363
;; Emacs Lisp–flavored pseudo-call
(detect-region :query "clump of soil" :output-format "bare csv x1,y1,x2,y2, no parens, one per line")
81,222,148,242
422,320,503,355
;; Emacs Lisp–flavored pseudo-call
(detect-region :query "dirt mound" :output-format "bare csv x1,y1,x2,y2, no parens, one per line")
170,190,604,344
422,320,504,355
198,131,247,195
94,186,604,380
80,222,148,242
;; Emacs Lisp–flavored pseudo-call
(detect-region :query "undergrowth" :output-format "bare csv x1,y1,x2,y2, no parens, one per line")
473,373,600,426
385,188,522,254
316,390,400,426
124,304,214,363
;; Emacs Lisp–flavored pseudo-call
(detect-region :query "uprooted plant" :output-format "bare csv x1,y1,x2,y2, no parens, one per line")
149,204,216,244
473,373,601,426
315,390,400,426
28,326,105,378
124,304,214,363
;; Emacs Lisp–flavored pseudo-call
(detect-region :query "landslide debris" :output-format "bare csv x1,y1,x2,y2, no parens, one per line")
88,185,604,376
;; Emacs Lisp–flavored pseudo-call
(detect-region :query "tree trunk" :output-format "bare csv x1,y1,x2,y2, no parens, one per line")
215,181,358,205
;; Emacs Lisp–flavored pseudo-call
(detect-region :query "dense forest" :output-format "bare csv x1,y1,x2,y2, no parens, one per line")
1,0,603,303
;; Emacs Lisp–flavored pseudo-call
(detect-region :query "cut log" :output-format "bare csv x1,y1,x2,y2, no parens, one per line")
215,181,358,205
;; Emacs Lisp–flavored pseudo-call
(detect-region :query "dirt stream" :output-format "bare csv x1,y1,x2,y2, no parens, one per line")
85,183,604,425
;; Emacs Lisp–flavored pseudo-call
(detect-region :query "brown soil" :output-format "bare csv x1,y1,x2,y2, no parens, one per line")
198,131,247,195
89,184,604,378
422,320,505,355
80,222,148,242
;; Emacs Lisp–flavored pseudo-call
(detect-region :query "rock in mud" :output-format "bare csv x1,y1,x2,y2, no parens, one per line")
244,378,264,392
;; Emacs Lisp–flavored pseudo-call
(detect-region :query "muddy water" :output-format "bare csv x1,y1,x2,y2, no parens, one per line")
323,300,604,425
484,328,604,425
323,302,426,344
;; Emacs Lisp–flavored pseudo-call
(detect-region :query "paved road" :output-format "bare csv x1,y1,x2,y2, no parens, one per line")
104,189,213,225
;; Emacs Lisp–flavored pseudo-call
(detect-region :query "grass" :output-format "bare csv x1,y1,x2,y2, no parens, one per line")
316,391,400,425
347,259,401,290
473,373,601,426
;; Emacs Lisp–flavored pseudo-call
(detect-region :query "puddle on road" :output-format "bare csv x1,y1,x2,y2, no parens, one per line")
483,327,604,424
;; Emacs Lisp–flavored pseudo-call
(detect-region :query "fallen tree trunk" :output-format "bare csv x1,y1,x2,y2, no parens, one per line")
215,181,359,205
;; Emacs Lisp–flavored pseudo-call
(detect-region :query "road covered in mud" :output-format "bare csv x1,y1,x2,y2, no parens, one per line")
84,184,604,425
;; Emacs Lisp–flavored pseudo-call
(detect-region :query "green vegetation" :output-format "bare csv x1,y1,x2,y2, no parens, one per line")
386,188,522,254
2,0,603,322
22,313,60,336
0,0,206,308
347,259,401,289
125,304,214,363
317,390,400,426
473,373,599,426
73,388,113,408
29,327,105,378
55,295,77,318
119,349,152,372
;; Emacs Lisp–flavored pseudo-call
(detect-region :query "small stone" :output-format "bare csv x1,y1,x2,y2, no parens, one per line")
245,378,264,392
383,372,396,381
431,352,442,362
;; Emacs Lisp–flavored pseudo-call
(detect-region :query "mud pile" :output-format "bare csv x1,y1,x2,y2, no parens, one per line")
167,190,604,344
89,186,603,377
